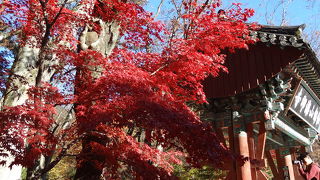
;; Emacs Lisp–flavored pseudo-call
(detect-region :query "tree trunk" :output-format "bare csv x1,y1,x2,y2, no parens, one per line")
0,38,60,179
0,2,120,179
0,37,40,179
74,20,120,180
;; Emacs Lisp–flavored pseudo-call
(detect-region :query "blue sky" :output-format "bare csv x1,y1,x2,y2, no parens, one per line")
221,0,320,31
145,0,320,36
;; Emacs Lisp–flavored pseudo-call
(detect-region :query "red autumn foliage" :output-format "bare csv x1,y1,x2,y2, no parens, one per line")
0,0,256,178
0,84,63,168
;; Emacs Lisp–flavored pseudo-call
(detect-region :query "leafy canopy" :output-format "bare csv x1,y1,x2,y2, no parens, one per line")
0,0,255,178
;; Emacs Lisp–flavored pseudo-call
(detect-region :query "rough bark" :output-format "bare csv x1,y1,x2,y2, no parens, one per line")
80,20,120,57
0,1,120,179
74,20,120,180
0,37,40,179
0,35,62,180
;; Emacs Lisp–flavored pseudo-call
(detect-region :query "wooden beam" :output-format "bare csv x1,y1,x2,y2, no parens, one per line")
266,150,280,179
250,159,267,168
257,170,269,180
256,121,267,160
211,112,265,128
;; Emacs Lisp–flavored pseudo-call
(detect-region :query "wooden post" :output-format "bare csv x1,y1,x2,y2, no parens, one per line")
247,123,257,180
256,122,266,160
257,170,269,180
276,148,295,180
290,147,305,180
254,121,267,180
284,154,295,180
237,131,252,180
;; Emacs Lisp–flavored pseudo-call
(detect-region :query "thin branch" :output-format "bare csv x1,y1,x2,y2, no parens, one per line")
150,63,169,76
264,0,282,25
154,0,165,19
184,0,210,38
39,0,49,26
35,135,82,177
0,30,21,42
50,0,69,26
171,0,183,17
168,0,185,45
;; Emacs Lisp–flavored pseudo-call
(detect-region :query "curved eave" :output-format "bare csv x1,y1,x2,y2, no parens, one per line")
203,24,319,99
293,43,320,98
252,24,320,98
258,24,306,35
249,24,306,48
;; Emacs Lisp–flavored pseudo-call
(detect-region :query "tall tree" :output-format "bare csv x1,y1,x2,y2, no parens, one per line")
0,0,255,179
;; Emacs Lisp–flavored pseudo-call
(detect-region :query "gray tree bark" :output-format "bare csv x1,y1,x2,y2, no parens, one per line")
0,40,60,180
0,37,40,180
73,19,120,180
0,1,120,179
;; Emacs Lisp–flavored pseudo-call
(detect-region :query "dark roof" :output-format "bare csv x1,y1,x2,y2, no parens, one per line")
254,24,320,97
204,24,320,99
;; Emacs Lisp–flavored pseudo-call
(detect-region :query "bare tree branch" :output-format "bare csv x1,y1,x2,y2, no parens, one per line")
154,0,165,19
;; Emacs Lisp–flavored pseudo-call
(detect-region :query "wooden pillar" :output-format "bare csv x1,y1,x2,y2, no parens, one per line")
276,148,295,180
255,121,267,180
290,147,305,180
284,154,295,180
229,111,268,180
247,123,257,180
237,131,252,180
257,170,268,180
256,122,266,160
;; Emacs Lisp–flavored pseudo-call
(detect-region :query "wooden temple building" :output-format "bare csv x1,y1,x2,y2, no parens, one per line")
203,25,320,180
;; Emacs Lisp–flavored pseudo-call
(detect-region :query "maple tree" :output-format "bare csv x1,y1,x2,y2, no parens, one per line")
0,0,255,179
